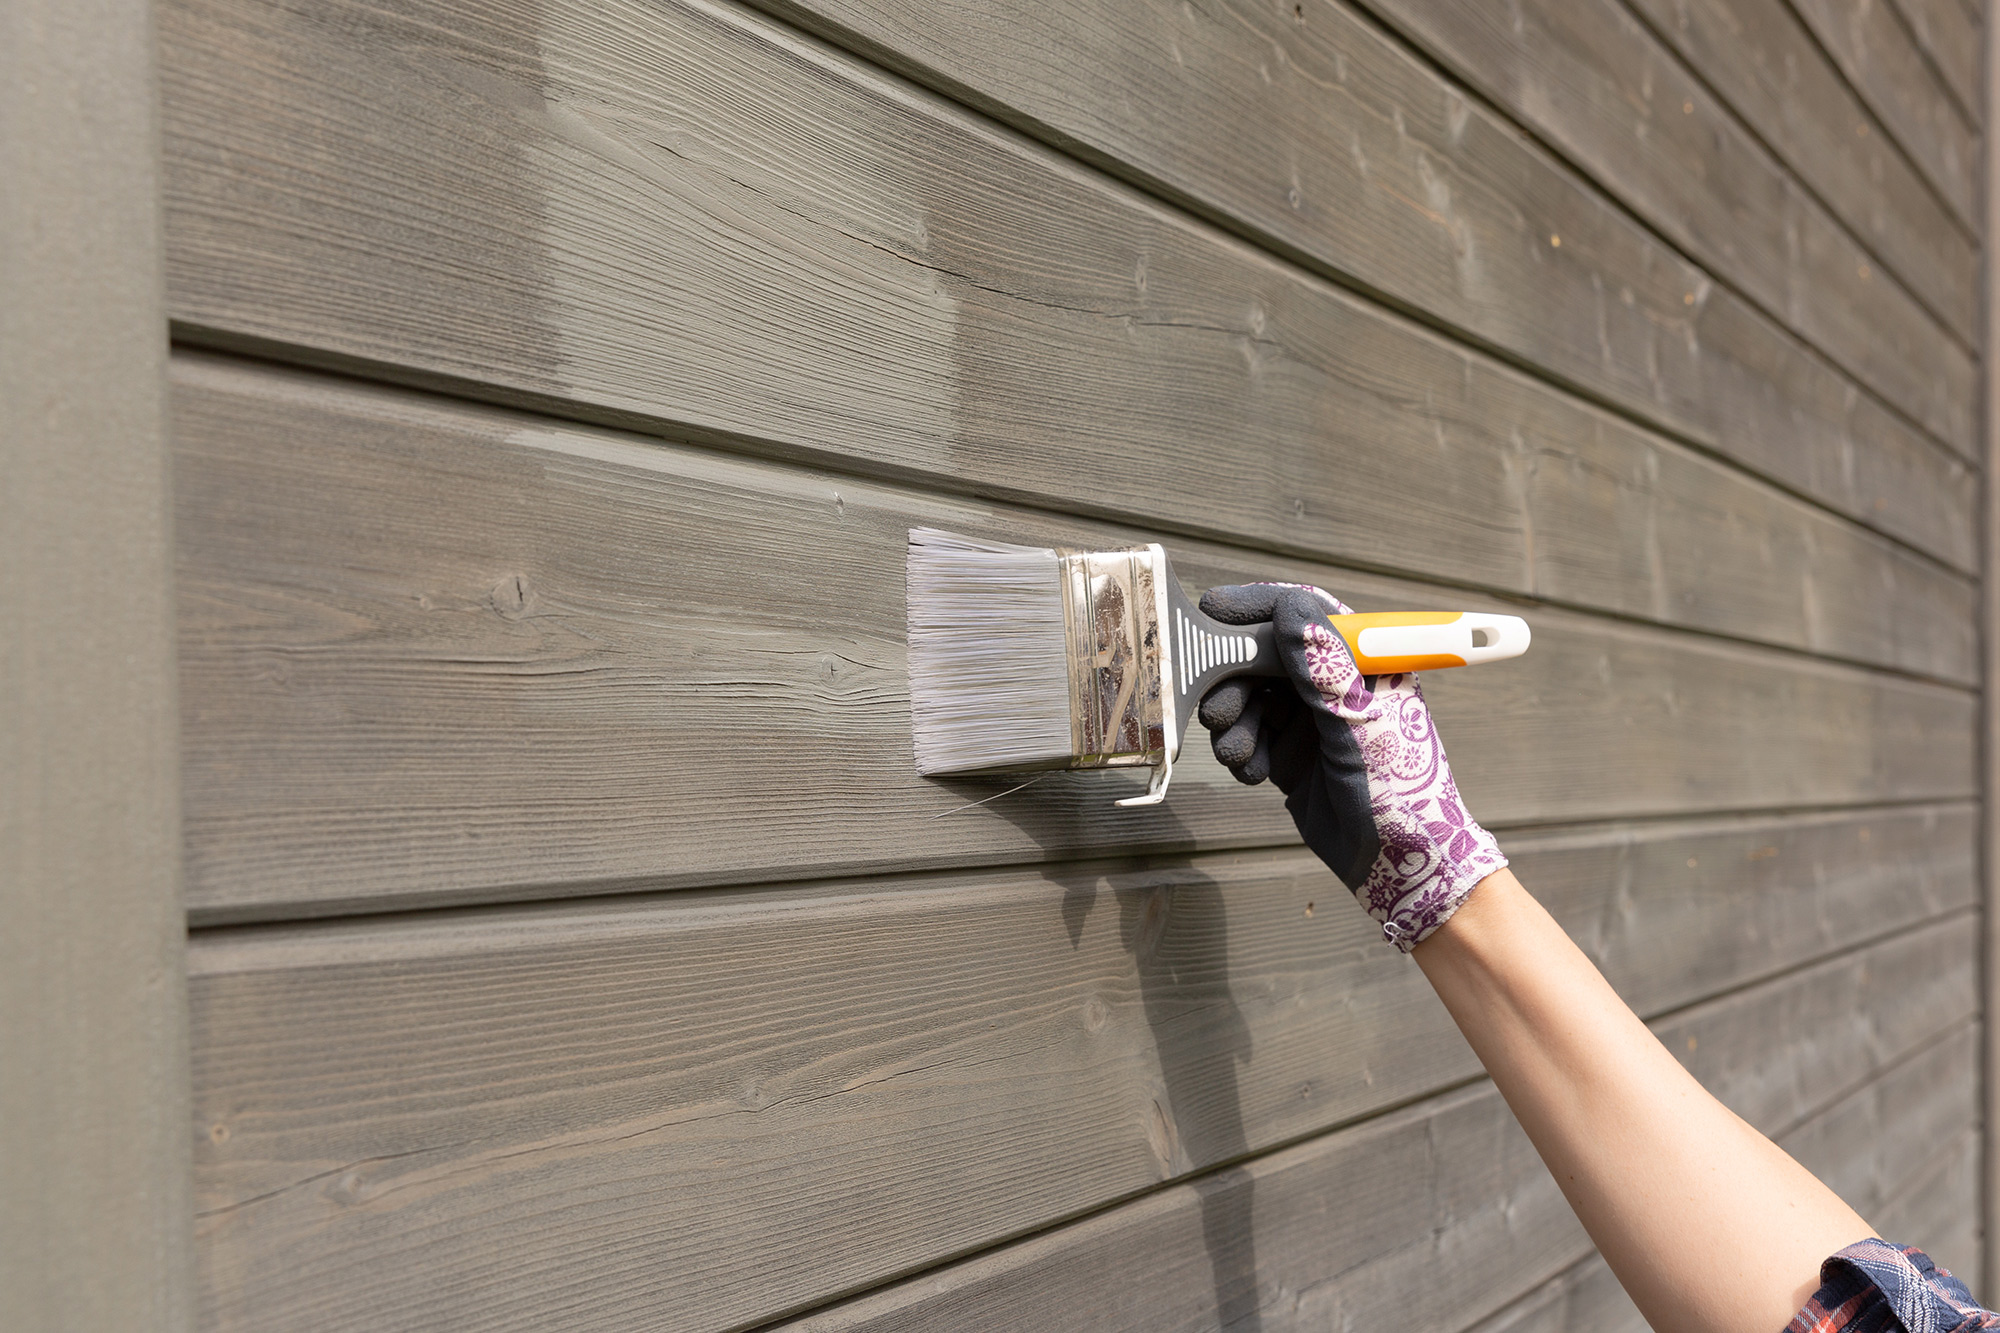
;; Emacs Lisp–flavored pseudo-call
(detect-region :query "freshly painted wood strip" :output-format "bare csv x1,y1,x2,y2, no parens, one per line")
1622,0,1974,335
768,921,1973,1332
1351,0,1976,452
1984,11,2000,1297
173,357,1979,918
1,1,194,1327
188,830,1974,1331
1888,0,1984,120
157,0,1978,573
1791,0,1981,221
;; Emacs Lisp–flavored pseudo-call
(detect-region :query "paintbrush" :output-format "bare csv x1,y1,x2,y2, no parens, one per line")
905,528,1529,806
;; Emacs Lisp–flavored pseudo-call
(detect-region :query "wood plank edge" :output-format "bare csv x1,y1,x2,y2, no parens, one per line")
181,798,1979,931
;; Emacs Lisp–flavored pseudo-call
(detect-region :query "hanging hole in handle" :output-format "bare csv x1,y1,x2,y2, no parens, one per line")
1470,628,1493,648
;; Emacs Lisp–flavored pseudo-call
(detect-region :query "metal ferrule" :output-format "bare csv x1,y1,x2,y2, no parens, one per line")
1057,544,1174,772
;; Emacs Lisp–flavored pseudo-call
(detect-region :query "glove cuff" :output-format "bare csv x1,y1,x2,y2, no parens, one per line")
1359,820,1507,953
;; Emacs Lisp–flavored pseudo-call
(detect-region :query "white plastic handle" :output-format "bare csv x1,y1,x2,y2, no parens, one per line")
1457,613,1531,665
1352,613,1531,666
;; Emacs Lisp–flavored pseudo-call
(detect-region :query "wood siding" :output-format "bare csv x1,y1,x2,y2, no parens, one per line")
157,0,1989,1327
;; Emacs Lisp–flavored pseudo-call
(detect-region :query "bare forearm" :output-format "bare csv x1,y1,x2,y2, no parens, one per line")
1414,868,1871,1333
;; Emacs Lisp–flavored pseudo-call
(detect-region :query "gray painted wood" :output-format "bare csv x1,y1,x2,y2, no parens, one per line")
173,356,1979,919
156,0,1978,574
1781,1021,1979,1227
1649,913,1977,1141
752,0,1981,467
1623,0,1975,331
1522,805,1976,1020
0,1,194,1329
188,829,1973,1332
1656,920,1984,1136
768,919,1972,1332
1874,1126,1984,1290
1350,0,1975,452
779,1082,1595,1333
1985,5,2000,1293
1459,1256,1644,1333
1469,1020,1983,1332
1791,0,1982,221
1888,0,1984,120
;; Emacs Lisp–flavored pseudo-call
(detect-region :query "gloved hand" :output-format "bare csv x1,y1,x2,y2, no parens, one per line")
1198,583,1505,951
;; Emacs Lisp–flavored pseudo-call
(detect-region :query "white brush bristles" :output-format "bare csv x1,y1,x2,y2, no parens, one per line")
906,528,1074,774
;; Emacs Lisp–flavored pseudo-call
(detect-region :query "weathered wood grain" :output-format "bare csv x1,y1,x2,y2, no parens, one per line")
1,1,194,1327
768,919,1973,1332
157,0,1979,573
1888,0,1984,120
1351,0,1976,452
173,357,1979,919
1622,0,1975,332
188,835,1974,1332
1791,0,1982,221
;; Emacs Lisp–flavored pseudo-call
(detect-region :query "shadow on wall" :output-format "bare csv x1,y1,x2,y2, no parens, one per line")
968,775,1265,1330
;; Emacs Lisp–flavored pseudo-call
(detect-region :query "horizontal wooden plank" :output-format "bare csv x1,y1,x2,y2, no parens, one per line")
1353,0,1976,452
1460,1255,1643,1333
770,917,1974,1332
1515,804,1977,1020
1873,1125,1984,1289
189,829,1975,1331
1467,1019,1984,1333
1791,0,1981,222
754,0,1982,494
158,0,1979,576
173,357,1979,918
784,1082,1588,1333
1651,917,1980,1139
1889,0,1983,121
1780,1021,1979,1226
1622,0,1975,335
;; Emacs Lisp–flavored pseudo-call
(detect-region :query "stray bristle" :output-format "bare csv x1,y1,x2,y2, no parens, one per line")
906,528,1072,774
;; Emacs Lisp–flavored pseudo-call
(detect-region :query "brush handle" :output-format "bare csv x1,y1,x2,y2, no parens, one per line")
1166,585,1531,715
1329,610,1532,674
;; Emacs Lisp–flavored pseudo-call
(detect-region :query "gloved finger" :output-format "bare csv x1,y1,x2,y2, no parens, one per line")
1198,583,1284,625
1198,677,1256,732
1271,585,1368,707
1212,690,1265,769
1272,684,1320,788
1236,720,1275,785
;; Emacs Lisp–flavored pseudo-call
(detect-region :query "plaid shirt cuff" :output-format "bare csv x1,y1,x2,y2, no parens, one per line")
1786,1240,1998,1333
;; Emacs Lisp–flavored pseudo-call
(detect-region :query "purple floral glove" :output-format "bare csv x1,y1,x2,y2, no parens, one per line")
1198,583,1506,951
